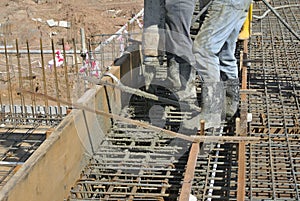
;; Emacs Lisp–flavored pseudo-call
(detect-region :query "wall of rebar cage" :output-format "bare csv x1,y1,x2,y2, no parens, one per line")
0,10,144,199
246,1,300,200
0,9,143,127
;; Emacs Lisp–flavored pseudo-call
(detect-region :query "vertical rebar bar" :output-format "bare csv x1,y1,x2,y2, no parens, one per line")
237,142,246,201
51,39,61,115
80,28,87,53
179,136,200,201
0,90,2,113
127,22,131,40
39,38,49,121
4,39,13,120
101,40,104,73
62,38,71,103
235,118,241,135
26,40,36,118
16,39,25,118
112,38,115,62
129,52,133,79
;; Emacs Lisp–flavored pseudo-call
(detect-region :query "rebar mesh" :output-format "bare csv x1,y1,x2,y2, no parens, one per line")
246,0,300,200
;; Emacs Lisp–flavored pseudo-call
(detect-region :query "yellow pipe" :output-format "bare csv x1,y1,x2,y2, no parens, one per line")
238,3,253,40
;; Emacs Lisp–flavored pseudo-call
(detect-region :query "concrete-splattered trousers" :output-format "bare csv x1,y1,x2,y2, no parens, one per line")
193,0,252,81
165,0,196,66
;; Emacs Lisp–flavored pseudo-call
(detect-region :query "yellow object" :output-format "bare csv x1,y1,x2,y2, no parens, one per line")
238,3,253,40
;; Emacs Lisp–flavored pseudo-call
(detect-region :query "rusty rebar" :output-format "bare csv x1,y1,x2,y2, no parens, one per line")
4,39,13,119
261,0,300,41
50,39,61,115
39,38,49,120
237,142,246,200
246,1,300,199
26,40,36,117
178,123,202,201
15,39,25,116
62,38,71,103
21,89,260,143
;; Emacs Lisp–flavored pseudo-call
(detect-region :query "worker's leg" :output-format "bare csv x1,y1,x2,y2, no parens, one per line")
218,1,251,119
219,36,242,120
142,0,165,90
223,78,240,119
192,0,251,129
164,0,201,134
199,81,225,129
143,0,165,58
218,1,251,80
178,64,200,135
165,0,196,66
193,0,251,81
165,0,196,91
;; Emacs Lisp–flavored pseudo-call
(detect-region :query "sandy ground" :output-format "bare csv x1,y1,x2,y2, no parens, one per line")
0,0,143,43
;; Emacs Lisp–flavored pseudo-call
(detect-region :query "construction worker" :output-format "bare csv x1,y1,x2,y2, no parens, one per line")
143,0,196,92
164,0,202,135
143,0,200,134
193,0,252,129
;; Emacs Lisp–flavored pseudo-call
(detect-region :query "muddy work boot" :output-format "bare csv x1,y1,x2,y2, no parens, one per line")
224,78,240,119
199,82,225,129
180,108,200,135
143,56,162,90
166,56,183,91
177,64,200,135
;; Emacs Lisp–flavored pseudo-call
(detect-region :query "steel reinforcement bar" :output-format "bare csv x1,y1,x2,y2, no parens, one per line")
69,120,190,201
246,0,300,200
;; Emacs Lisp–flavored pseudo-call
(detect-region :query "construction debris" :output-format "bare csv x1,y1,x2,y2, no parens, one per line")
47,19,71,28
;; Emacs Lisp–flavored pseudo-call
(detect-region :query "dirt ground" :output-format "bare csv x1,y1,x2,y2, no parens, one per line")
0,0,144,43
0,0,144,106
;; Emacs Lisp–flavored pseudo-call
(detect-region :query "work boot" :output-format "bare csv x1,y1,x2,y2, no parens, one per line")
199,82,225,129
166,56,182,90
225,78,240,119
143,56,165,90
177,64,200,135
180,109,200,135
176,63,197,101
143,64,155,90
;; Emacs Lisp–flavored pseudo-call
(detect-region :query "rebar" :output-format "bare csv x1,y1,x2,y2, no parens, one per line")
69,120,187,200
246,0,300,199
62,38,71,103
26,40,36,118
39,38,49,120
0,125,49,189
4,39,13,120
16,39,25,118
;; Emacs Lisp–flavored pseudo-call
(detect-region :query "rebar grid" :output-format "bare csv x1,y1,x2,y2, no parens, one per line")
247,0,300,200
67,1,300,200
69,120,189,201
186,130,239,201
68,3,242,200
1,105,69,126
0,125,47,189
0,38,80,126
0,8,143,127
